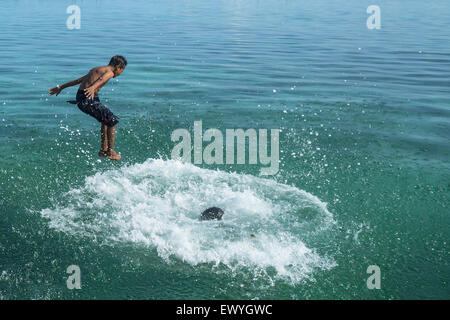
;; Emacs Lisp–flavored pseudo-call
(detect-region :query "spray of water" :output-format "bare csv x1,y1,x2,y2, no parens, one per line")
41,159,336,284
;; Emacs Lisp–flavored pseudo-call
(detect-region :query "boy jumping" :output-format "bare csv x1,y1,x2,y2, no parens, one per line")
48,55,127,160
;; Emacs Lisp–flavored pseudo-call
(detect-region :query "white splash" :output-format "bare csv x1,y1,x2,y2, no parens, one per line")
41,159,336,284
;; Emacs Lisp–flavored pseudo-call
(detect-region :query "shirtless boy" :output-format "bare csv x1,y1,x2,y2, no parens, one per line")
48,55,127,160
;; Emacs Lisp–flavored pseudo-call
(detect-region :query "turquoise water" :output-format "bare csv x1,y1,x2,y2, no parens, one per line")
0,0,449,299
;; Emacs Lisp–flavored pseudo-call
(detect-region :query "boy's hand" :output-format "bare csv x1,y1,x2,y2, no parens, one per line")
48,86,62,96
84,87,96,100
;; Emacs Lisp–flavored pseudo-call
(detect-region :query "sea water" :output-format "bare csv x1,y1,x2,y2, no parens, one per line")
0,0,449,299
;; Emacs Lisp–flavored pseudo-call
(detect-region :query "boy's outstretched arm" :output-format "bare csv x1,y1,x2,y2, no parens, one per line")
48,75,87,96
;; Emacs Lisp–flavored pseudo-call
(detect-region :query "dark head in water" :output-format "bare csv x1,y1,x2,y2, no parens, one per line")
200,207,224,221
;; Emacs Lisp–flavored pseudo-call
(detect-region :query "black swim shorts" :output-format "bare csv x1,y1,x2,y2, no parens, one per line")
74,89,119,127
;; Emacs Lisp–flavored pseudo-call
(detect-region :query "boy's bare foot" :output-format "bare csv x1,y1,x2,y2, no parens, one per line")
98,150,108,158
106,150,121,161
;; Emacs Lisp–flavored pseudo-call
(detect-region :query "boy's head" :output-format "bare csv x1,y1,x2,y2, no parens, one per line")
109,55,127,77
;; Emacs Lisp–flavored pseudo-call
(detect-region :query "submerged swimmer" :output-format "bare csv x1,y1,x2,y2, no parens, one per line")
48,55,127,161
200,207,255,238
200,207,224,220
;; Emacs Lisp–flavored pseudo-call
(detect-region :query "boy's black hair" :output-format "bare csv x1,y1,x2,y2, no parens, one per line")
109,55,127,68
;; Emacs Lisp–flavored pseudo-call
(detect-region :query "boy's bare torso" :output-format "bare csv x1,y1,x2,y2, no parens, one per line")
79,66,114,94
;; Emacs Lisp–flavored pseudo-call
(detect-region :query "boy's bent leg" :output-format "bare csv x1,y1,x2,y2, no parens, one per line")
98,124,109,157
83,99,119,160
106,125,121,160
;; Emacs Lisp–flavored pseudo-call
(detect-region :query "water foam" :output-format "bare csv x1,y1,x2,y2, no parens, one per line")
41,159,336,284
